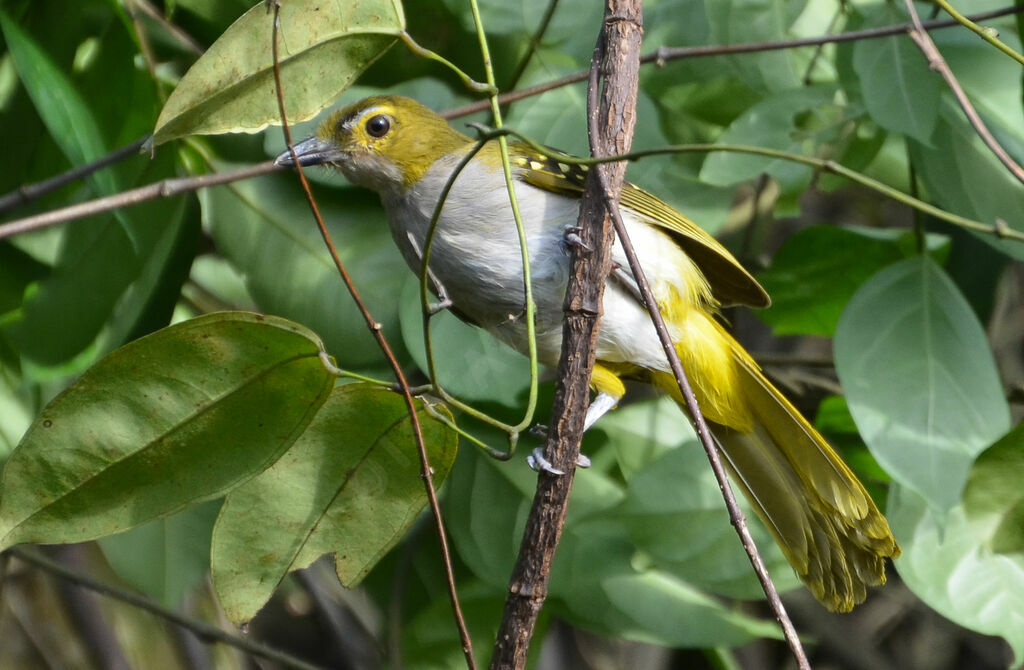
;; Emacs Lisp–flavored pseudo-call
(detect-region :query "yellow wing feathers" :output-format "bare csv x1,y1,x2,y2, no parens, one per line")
620,314,899,612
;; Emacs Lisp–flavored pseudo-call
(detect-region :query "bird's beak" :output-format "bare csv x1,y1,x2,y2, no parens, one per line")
274,136,346,167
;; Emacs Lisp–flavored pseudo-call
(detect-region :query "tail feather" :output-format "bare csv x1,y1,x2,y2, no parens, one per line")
651,318,899,612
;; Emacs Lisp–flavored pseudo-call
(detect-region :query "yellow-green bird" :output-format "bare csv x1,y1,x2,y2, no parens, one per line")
276,95,900,612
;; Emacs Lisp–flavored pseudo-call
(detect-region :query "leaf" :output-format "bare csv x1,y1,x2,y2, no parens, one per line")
756,225,948,337
891,473,1024,666
98,500,222,608
910,101,1024,262
399,277,531,407
962,422,1024,555
703,0,806,92
551,517,783,647
834,256,1011,514
851,5,941,143
4,151,189,365
446,419,781,648
211,383,458,623
615,438,799,600
152,0,405,145
0,9,118,195
699,85,846,193
0,312,334,549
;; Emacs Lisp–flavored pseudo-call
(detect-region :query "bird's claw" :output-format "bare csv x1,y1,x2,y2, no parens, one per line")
526,447,591,475
559,226,591,255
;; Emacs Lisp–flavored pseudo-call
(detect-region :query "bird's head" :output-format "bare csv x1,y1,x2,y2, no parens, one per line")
275,95,470,194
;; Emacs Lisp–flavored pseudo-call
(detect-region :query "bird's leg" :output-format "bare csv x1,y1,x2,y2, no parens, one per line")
405,232,452,313
528,367,625,475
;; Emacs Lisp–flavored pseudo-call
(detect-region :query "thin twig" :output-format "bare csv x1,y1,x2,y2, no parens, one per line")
267,4,476,669
131,0,205,56
933,0,1024,66
491,3,642,667
902,0,1024,187
0,136,149,215
5,547,325,670
0,161,281,241
442,5,1024,119
588,64,815,670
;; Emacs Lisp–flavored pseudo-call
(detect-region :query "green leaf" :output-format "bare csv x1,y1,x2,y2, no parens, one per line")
910,102,1024,262
399,277,531,407
0,312,334,548
551,516,782,647
98,500,222,608
703,0,806,92
616,438,799,600
152,0,405,145
891,473,1024,666
446,415,781,648
851,5,941,143
4,151,189,365
211,383,457,623
963,422,1024,555
0,9,118,195
757,225,948,337
200,166,409,369
699,85,845,193
834,256,1011,514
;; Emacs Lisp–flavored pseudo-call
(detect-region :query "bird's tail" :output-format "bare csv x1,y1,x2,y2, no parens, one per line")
651,318,900,612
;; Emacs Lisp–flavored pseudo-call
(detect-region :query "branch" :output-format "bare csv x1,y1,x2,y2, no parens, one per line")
5,547,325,670
0,136,148,215
902,0,1024,187
268,4,475,668
491,2,642,668
0,161,281,241
443,5,1024,119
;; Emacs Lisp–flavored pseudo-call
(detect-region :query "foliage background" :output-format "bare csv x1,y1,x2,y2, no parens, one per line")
0,0,1023,668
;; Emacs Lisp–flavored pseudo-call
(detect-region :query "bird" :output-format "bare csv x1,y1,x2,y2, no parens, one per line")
275,95,900,612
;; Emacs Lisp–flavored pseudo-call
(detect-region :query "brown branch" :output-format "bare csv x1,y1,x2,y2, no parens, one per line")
490,2,642,668
267,4,476,668
6,547,324,670
901,0,1024,187
0,136,149,215
442,5,1024,119
0,161,281,241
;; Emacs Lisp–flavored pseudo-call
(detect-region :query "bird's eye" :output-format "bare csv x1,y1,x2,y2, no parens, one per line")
365,114,391,138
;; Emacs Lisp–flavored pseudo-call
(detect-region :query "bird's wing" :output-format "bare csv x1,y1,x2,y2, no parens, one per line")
512,148,770,309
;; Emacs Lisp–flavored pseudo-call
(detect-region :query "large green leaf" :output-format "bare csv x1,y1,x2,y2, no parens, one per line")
891,424,1024,665
616,436,799,600
699,85,848,194
152,0,405,144
756,225,947,337
0,312,334,548
98,500,222,609
446,421,782,648
211,383,458,623
834,256,1011,514
910,102,1024,262
851,4,941,143
702,0,806,92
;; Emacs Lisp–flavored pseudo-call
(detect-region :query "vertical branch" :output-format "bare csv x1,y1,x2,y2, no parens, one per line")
266,4,476,668
490,2,642,669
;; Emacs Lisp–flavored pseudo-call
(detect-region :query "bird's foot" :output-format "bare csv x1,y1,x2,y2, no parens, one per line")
559,226,591,255
527,447,591,475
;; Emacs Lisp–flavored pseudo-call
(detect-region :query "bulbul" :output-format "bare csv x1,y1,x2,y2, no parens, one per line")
276,95,899,612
